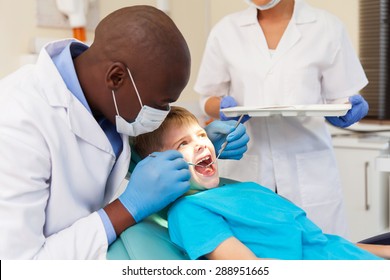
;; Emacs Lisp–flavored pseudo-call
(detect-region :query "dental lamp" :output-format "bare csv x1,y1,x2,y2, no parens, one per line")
56,0,88,42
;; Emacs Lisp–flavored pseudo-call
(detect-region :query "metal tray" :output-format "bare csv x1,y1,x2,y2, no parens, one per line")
221,104,352,117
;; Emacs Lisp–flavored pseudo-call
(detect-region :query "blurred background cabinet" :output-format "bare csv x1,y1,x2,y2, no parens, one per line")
332,133,389,242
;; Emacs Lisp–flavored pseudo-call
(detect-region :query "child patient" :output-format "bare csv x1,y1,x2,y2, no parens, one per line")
133,106,389,260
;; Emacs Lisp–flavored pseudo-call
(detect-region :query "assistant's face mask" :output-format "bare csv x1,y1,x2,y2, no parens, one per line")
245,0,282,10
112,68,170,137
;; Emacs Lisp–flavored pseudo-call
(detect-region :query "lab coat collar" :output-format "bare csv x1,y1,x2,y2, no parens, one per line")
51,41,92,113
36,39,74,107
35,39,116,156
236,0,317,27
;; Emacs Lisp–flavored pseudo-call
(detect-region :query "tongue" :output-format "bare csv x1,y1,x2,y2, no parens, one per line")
195,165,213,175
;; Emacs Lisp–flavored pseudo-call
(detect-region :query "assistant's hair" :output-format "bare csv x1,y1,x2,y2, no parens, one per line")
133,106,199,159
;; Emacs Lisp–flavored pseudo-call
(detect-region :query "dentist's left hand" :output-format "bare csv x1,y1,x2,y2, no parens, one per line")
205,120,249,160
119,150,191,222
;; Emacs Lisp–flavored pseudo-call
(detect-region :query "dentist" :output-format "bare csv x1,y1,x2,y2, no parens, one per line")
0,6,248,259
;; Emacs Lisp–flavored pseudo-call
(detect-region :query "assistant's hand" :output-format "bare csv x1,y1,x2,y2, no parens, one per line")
205,120,249,160
119,150,191,222
326,95,369,128
220,96,250,123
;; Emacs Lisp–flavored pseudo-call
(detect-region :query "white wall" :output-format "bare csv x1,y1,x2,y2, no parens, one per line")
0,0,360,105
0,0,155,78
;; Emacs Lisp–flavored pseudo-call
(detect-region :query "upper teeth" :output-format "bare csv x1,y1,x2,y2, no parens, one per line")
196,156,210,164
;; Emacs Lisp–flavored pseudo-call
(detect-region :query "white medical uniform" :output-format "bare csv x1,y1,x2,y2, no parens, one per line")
0,40,130,259
195,0,368,237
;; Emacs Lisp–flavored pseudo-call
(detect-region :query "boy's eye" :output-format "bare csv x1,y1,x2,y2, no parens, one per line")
178,141,188,149
199,132,207,138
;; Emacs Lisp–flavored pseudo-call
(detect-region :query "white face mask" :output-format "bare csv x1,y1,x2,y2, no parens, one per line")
245,0,282,10
112,68,170,137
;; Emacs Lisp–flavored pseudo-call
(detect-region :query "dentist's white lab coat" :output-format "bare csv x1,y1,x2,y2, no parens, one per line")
0,40,130,259
195,0,368,237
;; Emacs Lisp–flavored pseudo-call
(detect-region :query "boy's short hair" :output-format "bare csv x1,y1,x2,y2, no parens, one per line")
133,106,200,158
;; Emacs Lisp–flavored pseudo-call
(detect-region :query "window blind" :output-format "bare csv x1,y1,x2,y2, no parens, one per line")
360,0,390,119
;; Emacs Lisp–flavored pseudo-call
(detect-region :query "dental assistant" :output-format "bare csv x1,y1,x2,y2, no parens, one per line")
194,0,369,237
0,6,248,260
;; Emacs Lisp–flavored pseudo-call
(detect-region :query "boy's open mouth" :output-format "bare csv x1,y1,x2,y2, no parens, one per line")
194,156,215,176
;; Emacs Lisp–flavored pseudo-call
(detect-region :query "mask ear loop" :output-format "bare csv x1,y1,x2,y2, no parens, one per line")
112,90,120,116
126,68,144,108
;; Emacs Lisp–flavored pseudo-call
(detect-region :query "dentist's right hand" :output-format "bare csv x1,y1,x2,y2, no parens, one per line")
118,150,191,223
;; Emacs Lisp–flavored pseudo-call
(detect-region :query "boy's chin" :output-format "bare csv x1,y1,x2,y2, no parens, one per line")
190,177,220,191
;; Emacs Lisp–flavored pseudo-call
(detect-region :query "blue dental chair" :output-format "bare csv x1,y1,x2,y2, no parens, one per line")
107,211,188,260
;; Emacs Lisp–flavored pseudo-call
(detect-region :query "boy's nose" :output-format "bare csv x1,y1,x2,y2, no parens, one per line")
194,143,206,152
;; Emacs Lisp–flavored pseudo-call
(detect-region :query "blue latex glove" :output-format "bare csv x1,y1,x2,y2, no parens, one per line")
119,150,191,222
205,120,249,160
326,95,369,128
220,96,250,123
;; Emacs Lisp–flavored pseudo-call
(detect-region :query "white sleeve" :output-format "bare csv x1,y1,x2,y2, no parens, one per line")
322,22,368,101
